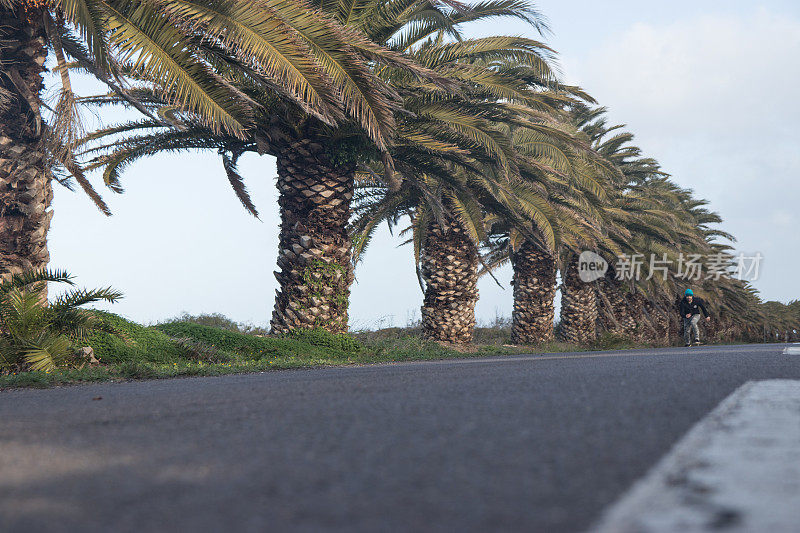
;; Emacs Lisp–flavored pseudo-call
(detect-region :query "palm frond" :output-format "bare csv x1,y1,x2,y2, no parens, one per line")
221,150,259,217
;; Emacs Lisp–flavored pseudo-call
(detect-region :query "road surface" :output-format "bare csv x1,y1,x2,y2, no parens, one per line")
1,343,798,532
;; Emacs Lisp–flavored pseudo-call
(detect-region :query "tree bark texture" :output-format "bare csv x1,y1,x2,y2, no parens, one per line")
595,267,637,336
420,215,479,344
559,255,598,344
510,241,556,344
0,7,51,285
270,138,355,334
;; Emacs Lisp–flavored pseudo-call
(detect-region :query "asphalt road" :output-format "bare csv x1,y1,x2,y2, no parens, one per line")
1,343,798,533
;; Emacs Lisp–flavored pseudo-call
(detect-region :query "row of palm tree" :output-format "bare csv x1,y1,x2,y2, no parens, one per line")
1,0,796,345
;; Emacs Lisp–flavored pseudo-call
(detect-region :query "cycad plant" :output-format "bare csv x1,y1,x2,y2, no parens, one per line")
0,268,121,372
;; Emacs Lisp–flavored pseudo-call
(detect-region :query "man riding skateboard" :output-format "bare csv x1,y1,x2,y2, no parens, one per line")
679,289,711,346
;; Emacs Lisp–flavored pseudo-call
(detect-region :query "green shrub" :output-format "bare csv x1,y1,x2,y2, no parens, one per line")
472,326,513,346
156,321,278,356
591,332,636,350
160,313,268,336
171,336,232,363
114,360,161,380
285,328,362,353
87,311,185,364
155,321,364,360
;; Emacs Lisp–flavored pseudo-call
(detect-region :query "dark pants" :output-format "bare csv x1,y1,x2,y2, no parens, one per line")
684,314,701,343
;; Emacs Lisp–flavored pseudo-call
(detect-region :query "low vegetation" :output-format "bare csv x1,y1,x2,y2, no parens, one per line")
1,311,659,390
0,270,121,374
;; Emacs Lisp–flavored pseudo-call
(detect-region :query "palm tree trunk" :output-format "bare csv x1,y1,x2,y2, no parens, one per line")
0,6,51,285
595,267,636,336
645,299,670,344
420,215,479,344
627,292,671,344
668,311,681,342
558,254,597,344
270,138,355,334
510,241,555,344
627,292,658,341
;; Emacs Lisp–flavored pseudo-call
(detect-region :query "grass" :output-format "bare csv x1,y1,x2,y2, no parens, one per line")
0,312,662,390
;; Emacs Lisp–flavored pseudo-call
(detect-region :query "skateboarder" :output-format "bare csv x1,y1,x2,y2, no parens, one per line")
679,289,711,346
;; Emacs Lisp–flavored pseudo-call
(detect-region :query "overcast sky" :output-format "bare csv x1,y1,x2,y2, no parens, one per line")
48,0,800,329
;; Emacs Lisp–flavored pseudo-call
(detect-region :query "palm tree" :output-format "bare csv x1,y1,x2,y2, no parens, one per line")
419,202,482,343
82,0,565,339
2,0,63,285
508,240,556,343
351,87,601,345
574,104,752,345
1,0,359,289
481,121,615,345
351,115,581,344
348,4,601,343
556,254,596,342
79,0,475,335
353,168,565,343
556,105,690,344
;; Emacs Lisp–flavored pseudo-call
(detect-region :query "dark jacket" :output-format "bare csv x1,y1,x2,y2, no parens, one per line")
679,296,710,318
